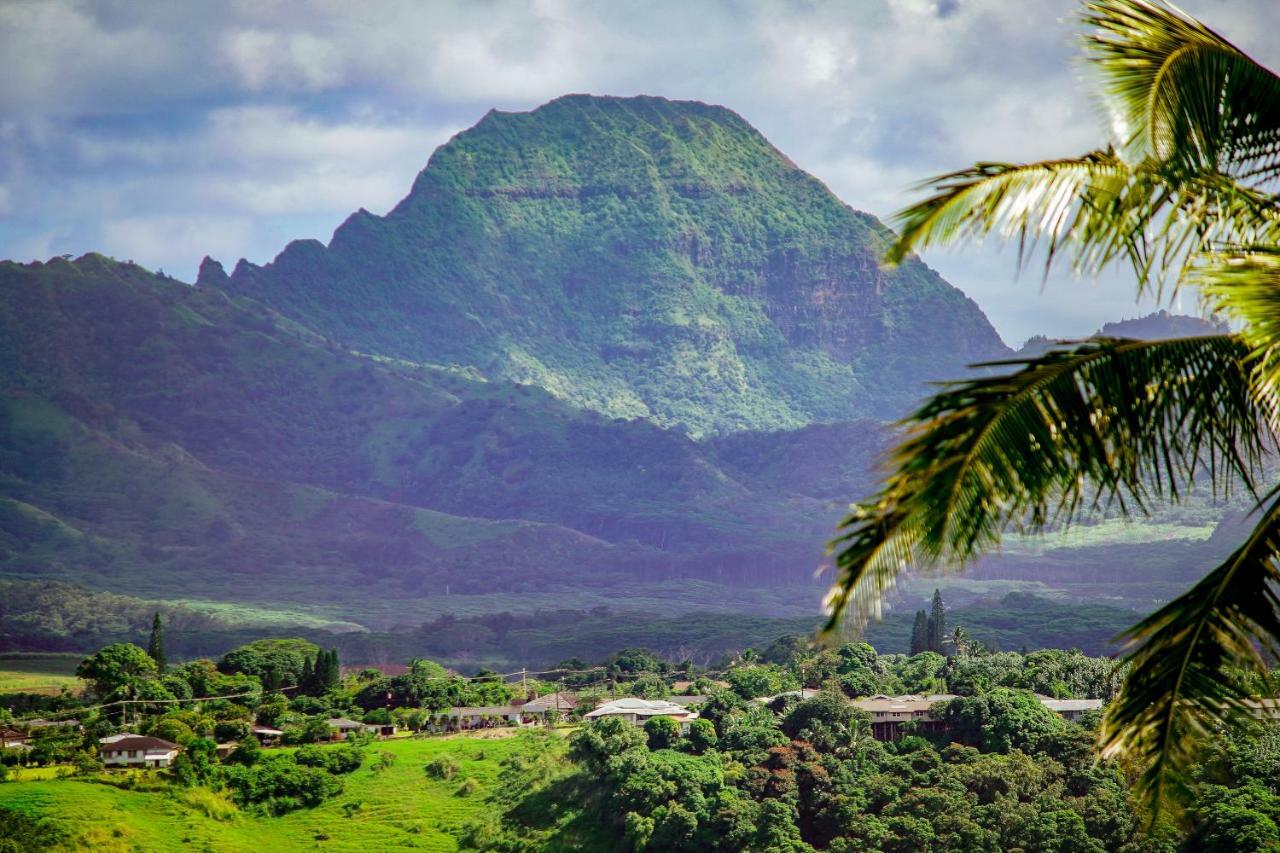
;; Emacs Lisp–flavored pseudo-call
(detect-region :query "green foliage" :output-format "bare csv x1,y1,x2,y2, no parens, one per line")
220,639,319,689
644,716,680,751
687,719,717,754
74,643,156,698
726,665,798,700
835,0,1280,820
941,689,1066,754
146,612,166,672
0,806,65,851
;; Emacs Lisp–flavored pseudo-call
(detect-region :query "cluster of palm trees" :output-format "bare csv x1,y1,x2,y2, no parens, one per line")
830,0,1280,818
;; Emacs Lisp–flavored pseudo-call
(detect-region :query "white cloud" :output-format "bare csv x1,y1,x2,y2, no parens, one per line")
99,215,255,271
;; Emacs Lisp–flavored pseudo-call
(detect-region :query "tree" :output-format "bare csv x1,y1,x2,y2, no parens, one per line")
146,612,166,672
75,643,157,699
909,611,929,656
824,0,1280,815
645,716,680,750
927,590,946,654
687,718,717,754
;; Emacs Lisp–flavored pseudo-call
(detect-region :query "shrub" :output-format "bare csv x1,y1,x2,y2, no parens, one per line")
456,777,480,797
178,788,239,822
645,715,680,750
425,757,459,780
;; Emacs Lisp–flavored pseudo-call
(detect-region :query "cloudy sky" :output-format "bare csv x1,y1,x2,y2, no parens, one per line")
2,0,1276,344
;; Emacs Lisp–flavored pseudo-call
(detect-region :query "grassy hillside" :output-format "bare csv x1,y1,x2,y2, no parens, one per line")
0,733,589,852
0,653,81,694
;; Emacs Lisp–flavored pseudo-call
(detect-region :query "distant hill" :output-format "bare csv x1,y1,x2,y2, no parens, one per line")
1018,309,1229,357
210,95,1007,437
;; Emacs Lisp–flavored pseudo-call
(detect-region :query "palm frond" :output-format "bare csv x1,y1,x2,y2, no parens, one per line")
1100,494,1280,819
886,150,1280,297
1084,0,1280,181
824,335,1265,634
1195,247,1280,417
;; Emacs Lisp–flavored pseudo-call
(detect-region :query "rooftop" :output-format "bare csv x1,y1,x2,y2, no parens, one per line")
99,736,179,752
584,698,697,718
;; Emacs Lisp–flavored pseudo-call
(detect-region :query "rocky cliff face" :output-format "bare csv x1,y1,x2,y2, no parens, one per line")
212,95,1007,435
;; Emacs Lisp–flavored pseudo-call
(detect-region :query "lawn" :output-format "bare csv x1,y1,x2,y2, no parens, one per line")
0,653,83,695
0,732,575,851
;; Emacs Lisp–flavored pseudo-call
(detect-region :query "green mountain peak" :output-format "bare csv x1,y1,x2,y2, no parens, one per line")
213,94,1008,435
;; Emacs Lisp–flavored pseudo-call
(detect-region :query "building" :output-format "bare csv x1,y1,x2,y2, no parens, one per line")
25,718,80,732
668,695,709,708
1039,698,1105,721
518,692,578,721
850,694,957,741
752,689,821,705
99,735,180,768
251,725,284,745
850,693,1108,741
326,718,369,740
443,705,524,731
1,729,27,749
583,698,700,733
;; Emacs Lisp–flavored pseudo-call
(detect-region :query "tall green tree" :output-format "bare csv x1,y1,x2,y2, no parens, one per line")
825,0,1280,817
146,611,166,672
928,589,946,654
910,610,930,656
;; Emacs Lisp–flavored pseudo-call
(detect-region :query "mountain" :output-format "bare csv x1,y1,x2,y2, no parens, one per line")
1,96,1083,647
1017,309,1229,357
210,95,1007,437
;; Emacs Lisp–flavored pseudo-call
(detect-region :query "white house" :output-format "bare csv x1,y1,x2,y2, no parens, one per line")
583,698,700,733
99,735,180,768
443,705,524,731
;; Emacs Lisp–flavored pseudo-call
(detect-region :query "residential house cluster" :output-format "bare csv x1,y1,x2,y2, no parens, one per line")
847,693,1106,741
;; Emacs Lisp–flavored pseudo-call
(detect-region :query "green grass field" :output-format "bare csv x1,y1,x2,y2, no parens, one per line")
0,653,83,695
0,732,577,852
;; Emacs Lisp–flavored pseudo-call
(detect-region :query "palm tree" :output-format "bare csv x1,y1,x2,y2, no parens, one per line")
826,0,1280,817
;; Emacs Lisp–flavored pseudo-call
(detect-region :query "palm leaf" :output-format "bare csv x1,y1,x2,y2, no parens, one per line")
1101,494,1280,818
824,335,1265,634
886,151,1280,296
1195,247,1280,415
1084,0,1280,180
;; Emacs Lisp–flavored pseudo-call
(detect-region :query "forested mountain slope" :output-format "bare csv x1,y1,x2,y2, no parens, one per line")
212,95,1008,436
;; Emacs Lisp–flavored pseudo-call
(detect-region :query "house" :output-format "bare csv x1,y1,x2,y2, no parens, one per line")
850,693,1109,741
215,741,238,759
1039,698,1105,721
251,725,284,745
1,729,27,749
583,698,700,733
850,694,957,741
325,718,367,740
99,735,180,768
752,689,821,705
518,692,578,721
25,718,81,732
443,706,524,731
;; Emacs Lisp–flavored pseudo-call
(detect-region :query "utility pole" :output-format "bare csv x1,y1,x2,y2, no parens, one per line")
521,668,527,700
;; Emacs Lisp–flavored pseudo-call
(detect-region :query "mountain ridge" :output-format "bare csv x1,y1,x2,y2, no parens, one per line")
208,94,1007,436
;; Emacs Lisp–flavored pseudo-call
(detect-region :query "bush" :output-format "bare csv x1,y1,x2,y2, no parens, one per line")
179,788,239,822
645,716,680,750
687,718,718,754
221,756,342,814
425,757,459,780
456,777,480,797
